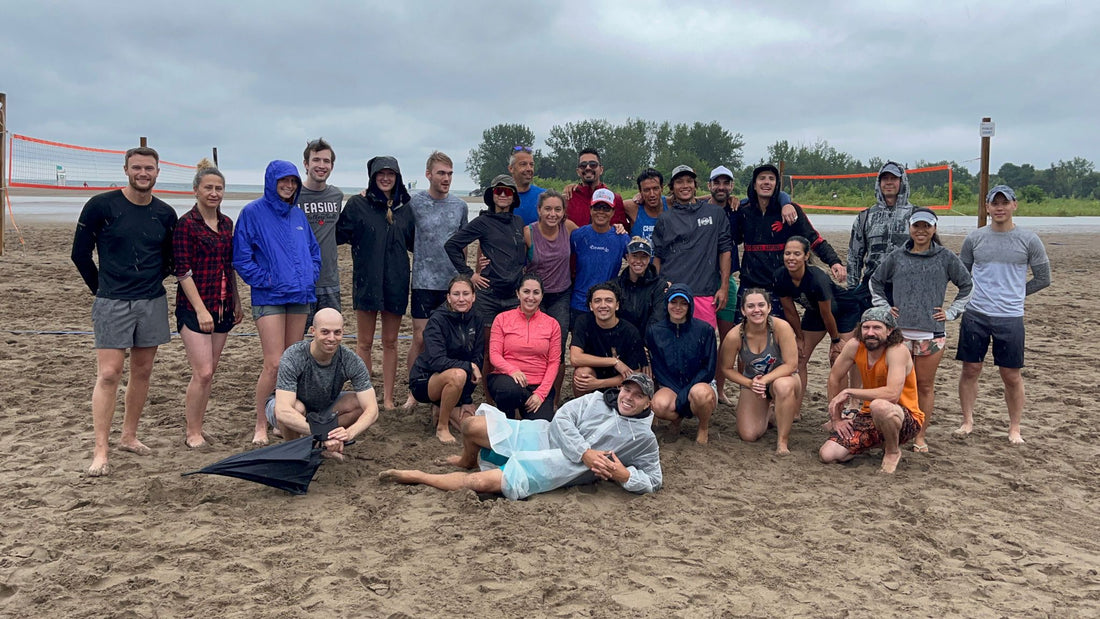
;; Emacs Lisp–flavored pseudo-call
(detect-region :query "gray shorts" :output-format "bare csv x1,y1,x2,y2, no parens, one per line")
252,303,311,321
265,391,354,429
92,295,171,349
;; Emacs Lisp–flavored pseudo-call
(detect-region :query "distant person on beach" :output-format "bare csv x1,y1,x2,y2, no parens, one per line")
173,159,243,449
847,161,917,312
401,151,469,412
509,146,546,225
565,149,629,228
570,282,647,398
266,308,379,461
233,160,320,445
955,185,1050,444
71,146,179,476
379,373,662,500
297,138,344,330
336,156,415,410
820,307,924,473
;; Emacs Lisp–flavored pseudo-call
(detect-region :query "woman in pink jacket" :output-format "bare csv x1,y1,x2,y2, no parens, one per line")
487,274,561,421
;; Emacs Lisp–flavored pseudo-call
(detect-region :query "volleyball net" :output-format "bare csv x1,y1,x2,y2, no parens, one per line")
785,164,953,212
7,133,197,195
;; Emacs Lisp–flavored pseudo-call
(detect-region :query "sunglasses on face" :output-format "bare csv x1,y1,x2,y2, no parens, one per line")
577,161,600,169
494,187,515,197
590,203,613,211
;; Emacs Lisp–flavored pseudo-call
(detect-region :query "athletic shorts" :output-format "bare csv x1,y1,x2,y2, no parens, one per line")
827,409,922,455
955,310,1025,368
410,288,448,320
671,380,718,419
905,335,946,357
409,370,477,406
93,295,171,349
800,297,862,334
252,303,310,321
265,391,354,429
693,296,718,330
176,306,235,335
307,286,342,329
715,275,740,323
474,291,520,330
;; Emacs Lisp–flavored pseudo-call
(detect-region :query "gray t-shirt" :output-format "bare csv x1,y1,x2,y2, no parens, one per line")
410,191,468,290
276,341,372,414
297,185,345,289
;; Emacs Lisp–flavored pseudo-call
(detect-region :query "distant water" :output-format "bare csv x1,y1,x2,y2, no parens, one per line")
8,195,1100,234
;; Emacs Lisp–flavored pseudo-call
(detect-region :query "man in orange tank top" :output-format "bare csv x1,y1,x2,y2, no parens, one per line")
819,307,924,473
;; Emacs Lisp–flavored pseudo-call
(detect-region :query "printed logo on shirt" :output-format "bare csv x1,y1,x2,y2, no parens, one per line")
299,201,341,215
697,216,713,227
751,353,778,376
588,243,611,253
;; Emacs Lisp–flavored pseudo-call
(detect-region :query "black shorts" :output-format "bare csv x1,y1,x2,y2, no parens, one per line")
955,309,1025,368
474,291,519,329
410,288,448,320
409,370,478,406
176,306,235,334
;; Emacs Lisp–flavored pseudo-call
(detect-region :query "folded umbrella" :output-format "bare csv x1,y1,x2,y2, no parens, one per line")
182,436,324,495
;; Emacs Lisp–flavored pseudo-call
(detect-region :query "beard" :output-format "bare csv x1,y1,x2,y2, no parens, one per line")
862,336,883,350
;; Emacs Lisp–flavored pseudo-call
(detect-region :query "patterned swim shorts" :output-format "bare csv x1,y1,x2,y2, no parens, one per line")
827,408,922,455
905,336,946,357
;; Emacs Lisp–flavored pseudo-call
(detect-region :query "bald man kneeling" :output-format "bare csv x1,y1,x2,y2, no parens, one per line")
265,308,380,460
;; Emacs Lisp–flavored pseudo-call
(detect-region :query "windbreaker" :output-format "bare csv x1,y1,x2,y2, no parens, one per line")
870,239,973,334
409,304,485,381
336,156,415,314
445,209,526,299
617,262,669,338
651,199,732,297
645,284,717,415
481,390,662,499
847,161,917,288
737,166,840,290
232,160,320,306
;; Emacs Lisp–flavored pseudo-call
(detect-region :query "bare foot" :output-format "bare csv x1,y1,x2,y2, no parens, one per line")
1008,431,1025,445
879,451,902,474
251,431,269,446
719,390,734,406
271,426,283,439
436,428,457,444
953,421,973,437
379,469,414,483
695,428,709,445
185,435,208,449
119,440,152,456
402,395,418,412
775,444,790,455
383,399,396,411
87,458,110,477
321,450,345,462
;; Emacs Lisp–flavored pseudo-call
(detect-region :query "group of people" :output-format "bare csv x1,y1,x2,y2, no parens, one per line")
72,141,1049,495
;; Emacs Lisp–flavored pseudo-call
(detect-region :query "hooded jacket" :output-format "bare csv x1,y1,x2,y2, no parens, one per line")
644,284,718,415
736,165,841,290
336,156,415,314
870,238,973,334
651,198,732,297
232,160,320,306
445,206,526,299
847,161,917,289
409,303,485,381
617,262,669,339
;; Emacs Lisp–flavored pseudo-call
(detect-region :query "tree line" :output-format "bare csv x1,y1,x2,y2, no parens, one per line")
466,121,1100,203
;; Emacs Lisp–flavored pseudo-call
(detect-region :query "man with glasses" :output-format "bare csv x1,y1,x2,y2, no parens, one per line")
509,146,546,225
298,138,344,329
566,149,629,228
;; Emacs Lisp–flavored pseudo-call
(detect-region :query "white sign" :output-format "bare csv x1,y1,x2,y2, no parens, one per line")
980,121,995,137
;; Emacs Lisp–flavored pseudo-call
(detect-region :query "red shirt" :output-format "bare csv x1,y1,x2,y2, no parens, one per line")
173,205,235,316
566,183,629,228
489,308,561,400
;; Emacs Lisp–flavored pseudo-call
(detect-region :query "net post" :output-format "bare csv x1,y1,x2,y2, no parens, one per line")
1,92,7,256
978,117,992,228
212,147,218,167
140,136,147,148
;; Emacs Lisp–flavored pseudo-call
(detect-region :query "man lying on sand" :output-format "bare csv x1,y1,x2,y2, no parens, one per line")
819,307,925,473
381,374,662,499
266,308,379,460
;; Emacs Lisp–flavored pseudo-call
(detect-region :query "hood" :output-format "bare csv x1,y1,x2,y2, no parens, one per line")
366,156,412,206
263,160,302,215
664,283,695,323
746,164,782,210
874,161,911,208
902,237,944,256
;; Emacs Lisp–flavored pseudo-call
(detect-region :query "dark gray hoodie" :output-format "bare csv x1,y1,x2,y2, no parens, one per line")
847,161,916,289
869,239,972,334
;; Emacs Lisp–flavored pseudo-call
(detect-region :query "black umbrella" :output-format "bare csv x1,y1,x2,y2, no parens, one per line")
182,435,324,495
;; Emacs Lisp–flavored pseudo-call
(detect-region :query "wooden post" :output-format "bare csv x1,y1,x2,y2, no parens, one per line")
0,92,7,256
978,117,992,228
212,147,218,167
140,136,147,148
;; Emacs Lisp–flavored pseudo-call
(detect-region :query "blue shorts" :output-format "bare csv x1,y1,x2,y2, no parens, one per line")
955,310,1025,368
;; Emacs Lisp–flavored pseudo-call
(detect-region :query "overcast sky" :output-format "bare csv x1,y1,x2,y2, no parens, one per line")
3,0,1097,190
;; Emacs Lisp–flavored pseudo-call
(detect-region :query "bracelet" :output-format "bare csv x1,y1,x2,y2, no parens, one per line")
831,337,841,344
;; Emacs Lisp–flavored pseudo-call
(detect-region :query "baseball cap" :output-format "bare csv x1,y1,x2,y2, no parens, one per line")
861,306,897,329
627,236,653,256
986,184,1017,203
909,209,938,225
591,187,616,207
879,162,904,179
670,165,696,183
709,165,734,181
668,292,690,304
622,373,654,398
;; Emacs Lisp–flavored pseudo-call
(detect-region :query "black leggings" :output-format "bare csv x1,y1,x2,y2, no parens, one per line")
487,374,556,421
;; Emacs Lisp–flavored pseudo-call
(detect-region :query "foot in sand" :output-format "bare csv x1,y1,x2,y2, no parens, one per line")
379,469,414,484
1008,430,1025,445
383,399,396,410
953,421,973,437
87,458,110,477
775,444,790,455
119,440,152,456
696,427,709,445
185,436,208,449
402,395,418,412
879,451,902,474
436,428,457,445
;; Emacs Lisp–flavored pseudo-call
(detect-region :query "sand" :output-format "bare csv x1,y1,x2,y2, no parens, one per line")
1,221,1098,618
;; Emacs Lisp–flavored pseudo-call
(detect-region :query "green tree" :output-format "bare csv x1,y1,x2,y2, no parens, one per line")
465,123,536,188
1018,184,1045,203
601,118,656,186
544,119,613,182
654,121,744,179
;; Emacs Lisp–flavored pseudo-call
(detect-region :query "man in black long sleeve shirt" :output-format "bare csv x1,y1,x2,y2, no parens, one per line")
71,147,177,477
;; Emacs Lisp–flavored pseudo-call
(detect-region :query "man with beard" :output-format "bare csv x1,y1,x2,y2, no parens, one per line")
72,147,178,476
297,138,345,329
565,148,629,228
847,161,916,311
509,146,546,225
819,307,924,474
380,374,662,499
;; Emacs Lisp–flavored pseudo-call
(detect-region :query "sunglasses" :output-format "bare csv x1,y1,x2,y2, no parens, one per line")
493,187,515,197
577,161,600,169
513,145,532,153
590,203,613,211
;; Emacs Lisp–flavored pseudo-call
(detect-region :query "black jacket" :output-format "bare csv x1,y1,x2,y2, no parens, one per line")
409,304,485,382
445,209,526,299
617,263,669,340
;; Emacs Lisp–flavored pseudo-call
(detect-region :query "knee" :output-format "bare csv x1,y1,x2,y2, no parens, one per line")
97,362,124,386
444,368,468,387
869,400,900,422
772,377,797,400
998,368,1023,387
960,363,982,380
650,391,675,415
689,384,716,411
262,357,281,375
193,365,215,385
819,442,844,463
738,426,765,442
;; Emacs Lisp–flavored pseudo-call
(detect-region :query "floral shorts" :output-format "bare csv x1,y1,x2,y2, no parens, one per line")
905,336,946,357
